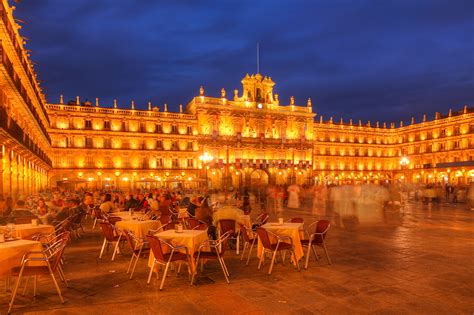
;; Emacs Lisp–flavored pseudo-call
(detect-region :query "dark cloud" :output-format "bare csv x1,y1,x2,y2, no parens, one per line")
14,0,474,122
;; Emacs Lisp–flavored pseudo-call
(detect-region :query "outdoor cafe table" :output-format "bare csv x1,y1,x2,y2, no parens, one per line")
148,229,208,273
116,219,162,239
258,222,305,265
0,224,55,240
0,239,44,276
110,212,144,220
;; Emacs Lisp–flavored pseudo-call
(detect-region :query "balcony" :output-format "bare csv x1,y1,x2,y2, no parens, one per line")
0,107,52,166
0,48,51,145
0,4,48,122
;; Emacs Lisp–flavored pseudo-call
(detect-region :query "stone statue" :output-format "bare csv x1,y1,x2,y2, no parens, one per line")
221,88,226,98
199,86,204,96
290,96,295,105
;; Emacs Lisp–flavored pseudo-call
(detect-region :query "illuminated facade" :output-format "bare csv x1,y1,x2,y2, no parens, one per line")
0,0,473,194
0,1,51,197
46,73,474,190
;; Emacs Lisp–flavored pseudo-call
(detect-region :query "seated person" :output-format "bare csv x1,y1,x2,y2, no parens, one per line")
136,193,148,211
187,196,202,217
99,193,115,214
124,194,139,211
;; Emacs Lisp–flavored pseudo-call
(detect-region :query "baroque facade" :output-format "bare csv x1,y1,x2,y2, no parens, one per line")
45,73,474,191
0,0,473,195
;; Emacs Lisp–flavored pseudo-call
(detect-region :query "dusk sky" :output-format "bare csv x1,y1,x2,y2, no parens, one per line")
15,0,474,123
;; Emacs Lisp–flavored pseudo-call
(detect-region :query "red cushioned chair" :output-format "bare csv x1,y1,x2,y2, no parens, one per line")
302,220,331,269
256,227,300,275
146,234,191,290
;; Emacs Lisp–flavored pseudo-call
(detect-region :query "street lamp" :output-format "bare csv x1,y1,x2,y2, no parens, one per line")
199,151,213,189
399,156,410,183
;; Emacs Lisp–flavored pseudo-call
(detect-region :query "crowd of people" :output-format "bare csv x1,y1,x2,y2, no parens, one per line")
0,180,473,227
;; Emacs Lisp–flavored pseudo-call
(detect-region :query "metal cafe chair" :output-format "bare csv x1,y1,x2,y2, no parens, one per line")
252,212,269,231
146,234,191,290
159,214,172,226
256,227,300,275
239,224,257,265
217,219,239,253
184,217,200,230
98,222,123,261
92,206,105,229
192,230,233,284
8,235,70,313
192,222,208,231
122,229,150,280
287,217,304,223
302,220,332,269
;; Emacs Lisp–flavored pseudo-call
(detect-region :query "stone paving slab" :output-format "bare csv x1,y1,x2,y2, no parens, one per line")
0,201,473,314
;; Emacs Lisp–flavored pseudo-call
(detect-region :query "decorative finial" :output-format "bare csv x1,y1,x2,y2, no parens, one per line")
164,103,168,112
76,96,80,105
274,94,279,105
148,101,151,111
199,86,204,96
319,115,323,123
400,121,403,127
329,116,333,123
179,104,183,113
358,120,362,126
383,122,387,128
114,99,117,108
340,117,343,124
131,100,135,110
95,97,99,107
290,96,295,105
376,121,379,128
60,94,64,104
464,105,467,113
423,114,426,122
307,98,312,107
350,119,353,125
411,116,415,124
221,88,226,98
234,89,239,101
448,108,452,117
367,120,371,127
435,112,440,120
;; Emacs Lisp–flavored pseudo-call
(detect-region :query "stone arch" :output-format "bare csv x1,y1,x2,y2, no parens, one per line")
250,169,269,188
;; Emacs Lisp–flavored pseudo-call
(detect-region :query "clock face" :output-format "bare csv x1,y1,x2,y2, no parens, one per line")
257,103,263,109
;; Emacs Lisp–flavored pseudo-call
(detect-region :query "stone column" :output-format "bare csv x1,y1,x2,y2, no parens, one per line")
0,145,3,197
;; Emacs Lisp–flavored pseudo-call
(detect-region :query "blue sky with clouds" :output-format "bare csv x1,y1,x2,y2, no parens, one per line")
15,0,474,123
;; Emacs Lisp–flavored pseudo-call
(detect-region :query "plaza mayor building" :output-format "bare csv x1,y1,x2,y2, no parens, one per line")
0,0,473,196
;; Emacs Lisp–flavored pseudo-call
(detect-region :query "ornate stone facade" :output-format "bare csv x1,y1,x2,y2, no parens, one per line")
0,0,472,194
0,0,51,197
47,74,473,190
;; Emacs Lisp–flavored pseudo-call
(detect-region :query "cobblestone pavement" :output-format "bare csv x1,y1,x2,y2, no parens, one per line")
1,201,473,314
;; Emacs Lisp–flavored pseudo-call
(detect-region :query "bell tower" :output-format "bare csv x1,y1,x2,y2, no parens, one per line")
241,73,275,104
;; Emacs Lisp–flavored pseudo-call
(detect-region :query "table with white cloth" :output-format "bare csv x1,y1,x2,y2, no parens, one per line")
148,229,208,273
257,222,305,265
0,240,45,276
115,220,162,239
0,224,55,240
110,212,144,220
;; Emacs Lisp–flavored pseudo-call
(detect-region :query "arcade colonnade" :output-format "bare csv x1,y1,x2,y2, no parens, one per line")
0,144,48,198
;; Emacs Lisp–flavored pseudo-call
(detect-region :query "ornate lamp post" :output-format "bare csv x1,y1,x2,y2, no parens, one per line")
399,156,410,183
199,151,213,189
